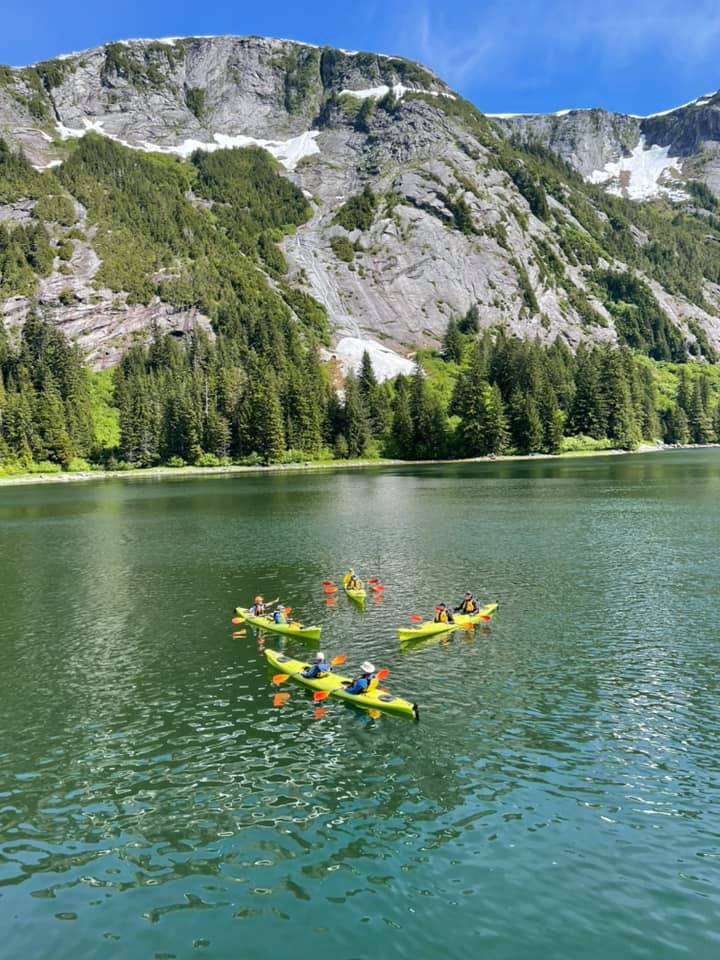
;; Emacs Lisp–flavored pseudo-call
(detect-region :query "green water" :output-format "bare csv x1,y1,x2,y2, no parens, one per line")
1,451,719,959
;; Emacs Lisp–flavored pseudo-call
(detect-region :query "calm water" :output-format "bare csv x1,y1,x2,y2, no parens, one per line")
1,451,720,959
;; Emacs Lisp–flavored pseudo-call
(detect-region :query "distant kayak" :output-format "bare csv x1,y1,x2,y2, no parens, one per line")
236,607,321,642
398,603,498,642
344,583,366,606
264,648,419,720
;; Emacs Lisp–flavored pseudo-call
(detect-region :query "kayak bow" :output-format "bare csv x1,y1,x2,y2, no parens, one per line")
264,649,419,720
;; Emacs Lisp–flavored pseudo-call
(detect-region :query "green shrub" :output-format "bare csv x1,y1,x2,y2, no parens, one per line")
334,186,377,232
330,235,355,262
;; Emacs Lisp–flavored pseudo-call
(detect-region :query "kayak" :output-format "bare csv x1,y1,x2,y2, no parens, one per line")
398,603,498,642
236,607,321,642
344,584,366,606
264,648,419,720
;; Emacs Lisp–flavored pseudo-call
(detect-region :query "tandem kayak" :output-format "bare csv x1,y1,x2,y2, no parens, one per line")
398,603,498,642
236,607,321,642
264,648,419,720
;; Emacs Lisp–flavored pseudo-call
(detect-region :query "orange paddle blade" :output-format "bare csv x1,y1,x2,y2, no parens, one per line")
313,690,330,702
480,614,491,620
323,586,338,594
331,654,347,666
368,709,381,719
231,617,242,624
313,707,328,720
322,580,335,586
273,693,290,707
371,584,385,592
410,614,423,622
272,673,290,684
376,668,390,681
368,577,379,584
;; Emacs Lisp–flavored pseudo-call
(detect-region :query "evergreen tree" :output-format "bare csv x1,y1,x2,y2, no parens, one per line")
443,318,464,364
688,378,712,444
343,371,370,458
601,350,641,449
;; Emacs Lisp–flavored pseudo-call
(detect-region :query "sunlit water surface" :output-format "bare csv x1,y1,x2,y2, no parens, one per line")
1,451,719,959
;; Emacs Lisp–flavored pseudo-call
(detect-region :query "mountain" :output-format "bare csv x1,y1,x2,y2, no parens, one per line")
2,35,720,374
491,91,720,200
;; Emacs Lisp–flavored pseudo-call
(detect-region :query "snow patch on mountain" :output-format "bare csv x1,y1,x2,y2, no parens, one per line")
56,119,320,170
329,337,416,382
340,84,455,101
587,136,685,200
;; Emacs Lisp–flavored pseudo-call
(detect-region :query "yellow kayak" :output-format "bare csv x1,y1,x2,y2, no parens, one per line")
398,603,498,642
344,584,366,606
236,607,321,642
264,648,419,720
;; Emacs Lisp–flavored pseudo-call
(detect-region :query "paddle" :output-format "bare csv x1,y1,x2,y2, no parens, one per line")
331,655,347,666
322,580,336,586
323,586,338,594
368,578,379,584
272,673,290,684
410,614,423,623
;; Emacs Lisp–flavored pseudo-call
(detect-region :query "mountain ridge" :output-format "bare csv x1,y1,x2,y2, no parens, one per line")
1,34,720,372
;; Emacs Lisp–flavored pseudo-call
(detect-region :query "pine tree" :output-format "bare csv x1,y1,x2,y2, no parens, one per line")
602,350,641,450
569,346,606,438
688,378,712,444
664,404,689,445
443,318,464,364
343,371,370,458
390,376,413,458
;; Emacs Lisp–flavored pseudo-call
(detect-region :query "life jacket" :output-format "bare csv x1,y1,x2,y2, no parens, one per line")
273,611,286,623
461,599,478,614
435,609,449,623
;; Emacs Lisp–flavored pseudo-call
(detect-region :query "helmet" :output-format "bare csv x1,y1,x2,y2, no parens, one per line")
276,605,283,612
314,651,325,662
464,592,472,598
361,661,375,674
254,596,263,603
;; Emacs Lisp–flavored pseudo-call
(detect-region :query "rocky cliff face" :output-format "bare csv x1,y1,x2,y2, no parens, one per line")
492,91,720,199
1,36,720,370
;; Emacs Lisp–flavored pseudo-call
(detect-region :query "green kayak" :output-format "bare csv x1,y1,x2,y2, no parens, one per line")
398,602,498,642
236,607,321,642
344,584,366,606
265,648,419,720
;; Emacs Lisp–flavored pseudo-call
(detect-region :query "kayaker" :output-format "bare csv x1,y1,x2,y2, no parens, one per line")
455,592,480,615
343,661,375,695
434,603,455,624
272,605,287,625
345,569,363,590
248,595,266,616
302,651,332,679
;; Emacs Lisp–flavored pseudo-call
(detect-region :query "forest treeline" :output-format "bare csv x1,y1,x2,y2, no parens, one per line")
2,313,719,475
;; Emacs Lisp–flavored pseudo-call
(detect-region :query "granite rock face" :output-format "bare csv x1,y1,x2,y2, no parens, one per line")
1,37,719,364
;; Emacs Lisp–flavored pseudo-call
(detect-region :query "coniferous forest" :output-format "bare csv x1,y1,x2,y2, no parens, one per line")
2,130,720,476
2,311,720,476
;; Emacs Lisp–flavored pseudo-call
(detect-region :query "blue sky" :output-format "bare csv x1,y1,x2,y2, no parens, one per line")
2,0,720,116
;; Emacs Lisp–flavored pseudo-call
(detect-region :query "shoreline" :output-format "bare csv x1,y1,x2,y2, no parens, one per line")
2,443,717,490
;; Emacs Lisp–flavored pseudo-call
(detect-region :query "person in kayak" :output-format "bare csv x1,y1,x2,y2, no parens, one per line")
455,592,480,615
302,651,332,679
434,603,455,624
344,569,363,591
248,596,266,616
343,661,375,695
272,605,287,624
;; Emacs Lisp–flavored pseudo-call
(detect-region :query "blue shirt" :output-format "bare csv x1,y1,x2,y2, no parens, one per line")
303,662,330,678
273,612,287,624
345,675,373,695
